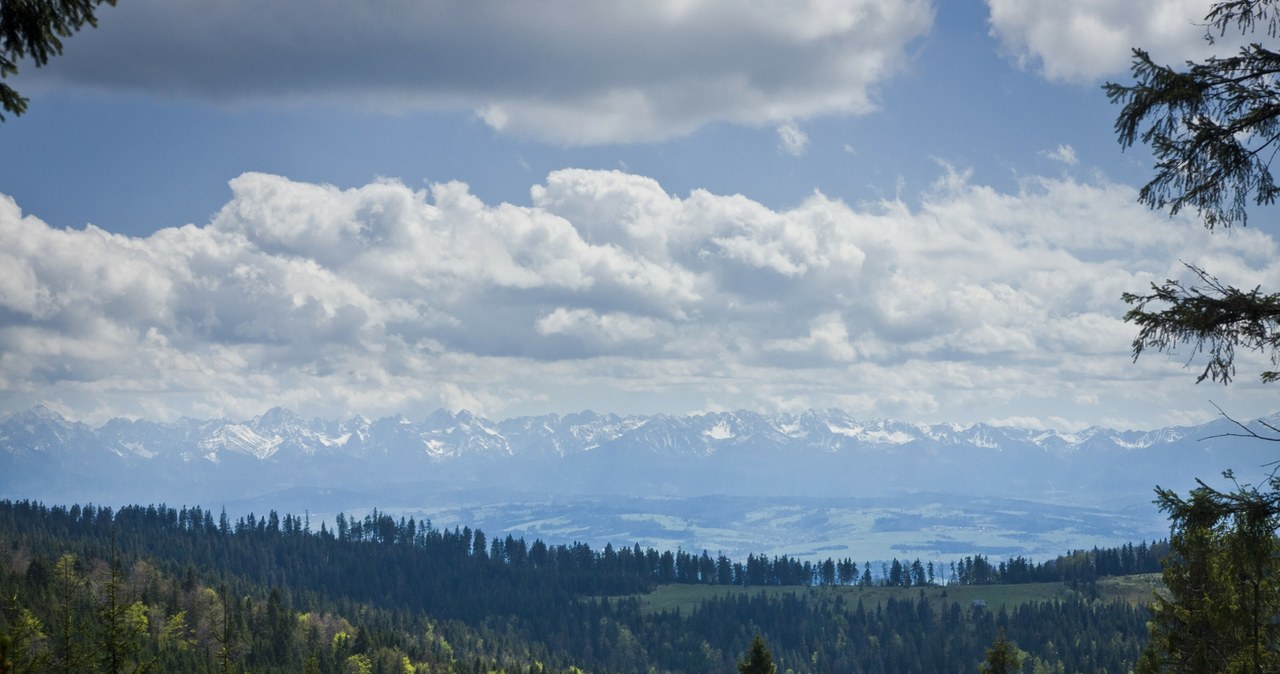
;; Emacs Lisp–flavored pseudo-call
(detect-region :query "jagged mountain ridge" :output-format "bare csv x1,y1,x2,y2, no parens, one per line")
1,403,1272,508
0,403,1231,461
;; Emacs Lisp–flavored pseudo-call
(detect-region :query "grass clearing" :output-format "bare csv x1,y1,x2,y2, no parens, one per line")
625,574,1162,617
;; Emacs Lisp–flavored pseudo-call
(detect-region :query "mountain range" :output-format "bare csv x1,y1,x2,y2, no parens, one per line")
3,404,1273,509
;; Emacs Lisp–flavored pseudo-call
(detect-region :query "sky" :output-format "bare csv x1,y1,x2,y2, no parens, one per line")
2,0,1279,430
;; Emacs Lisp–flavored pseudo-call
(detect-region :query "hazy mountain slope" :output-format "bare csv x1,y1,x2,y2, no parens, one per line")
2,405,1267,507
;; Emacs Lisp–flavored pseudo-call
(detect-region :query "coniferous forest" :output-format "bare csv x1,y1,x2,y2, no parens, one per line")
0,500,1155,673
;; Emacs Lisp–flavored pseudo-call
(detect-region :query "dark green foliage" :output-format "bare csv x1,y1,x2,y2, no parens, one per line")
0,500,1156,672
1105,45,1280,232
1138,475,1280,673
0,0,116,120
1122,264,1280,384
93,547,154,674
737,634,776,674
1105,0,1280,232
1106,0,1280,384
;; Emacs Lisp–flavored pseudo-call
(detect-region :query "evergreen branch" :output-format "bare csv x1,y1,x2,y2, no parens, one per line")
1106,45,1280,229
1122,263,1280,383
0,0,116,120
1207,0,1280,37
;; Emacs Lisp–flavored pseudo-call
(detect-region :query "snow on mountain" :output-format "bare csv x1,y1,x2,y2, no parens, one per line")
0,405,1267,463
2,405,1275,509
703,419,735,441
0,404,93,455
200,423,279,461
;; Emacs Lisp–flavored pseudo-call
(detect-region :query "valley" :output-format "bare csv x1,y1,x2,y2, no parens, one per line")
4,404,1262,564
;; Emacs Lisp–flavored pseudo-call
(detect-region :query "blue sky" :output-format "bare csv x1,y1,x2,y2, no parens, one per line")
2,0,1277,430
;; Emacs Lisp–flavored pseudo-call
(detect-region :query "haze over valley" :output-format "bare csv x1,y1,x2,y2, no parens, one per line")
5,403,1269,563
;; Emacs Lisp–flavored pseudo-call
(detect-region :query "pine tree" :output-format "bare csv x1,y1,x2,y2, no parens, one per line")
738,634,777,674
94,547,153,674
211,584,237,674
51,554,85,674
2,594,48,674
1137,478,1280,673
980,628,1021,674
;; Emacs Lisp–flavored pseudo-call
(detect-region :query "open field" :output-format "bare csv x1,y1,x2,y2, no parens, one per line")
628,574,1163,616
373,492,1168,564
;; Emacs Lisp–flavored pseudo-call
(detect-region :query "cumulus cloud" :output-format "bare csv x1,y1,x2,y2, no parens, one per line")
27,0,934,144
1,167,1276,425
988,0,1235,81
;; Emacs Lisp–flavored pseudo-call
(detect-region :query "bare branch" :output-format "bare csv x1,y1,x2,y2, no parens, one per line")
1198,400,1280,441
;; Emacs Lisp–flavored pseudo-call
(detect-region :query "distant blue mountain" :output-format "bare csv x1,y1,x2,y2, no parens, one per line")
2,405,1273,508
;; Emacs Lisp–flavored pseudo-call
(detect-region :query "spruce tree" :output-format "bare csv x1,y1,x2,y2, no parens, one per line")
1137,479,1280,673
738,634,776,674
980,628,1021,674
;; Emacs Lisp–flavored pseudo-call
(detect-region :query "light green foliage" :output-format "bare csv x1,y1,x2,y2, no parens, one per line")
1028,656,1066,674
344,653,373,674
158,611,192,652
123,602,148,636
2,599,48,674
980,628,1021,674
424,621,455,663
94,556,154,674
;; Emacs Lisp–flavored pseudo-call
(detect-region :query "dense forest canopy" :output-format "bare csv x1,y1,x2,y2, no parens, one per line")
0,499,1158,672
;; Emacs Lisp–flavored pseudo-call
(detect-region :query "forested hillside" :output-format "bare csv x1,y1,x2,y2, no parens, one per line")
0,500,1155,673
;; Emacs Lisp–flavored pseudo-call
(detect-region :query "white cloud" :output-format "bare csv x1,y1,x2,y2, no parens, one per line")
30,0,934,144
987,415,1049,430
765,312,858,363
2,167,1276,426
988,0,1233,81
536,308,669,346
777,121,811,157
1042,144,1078,165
